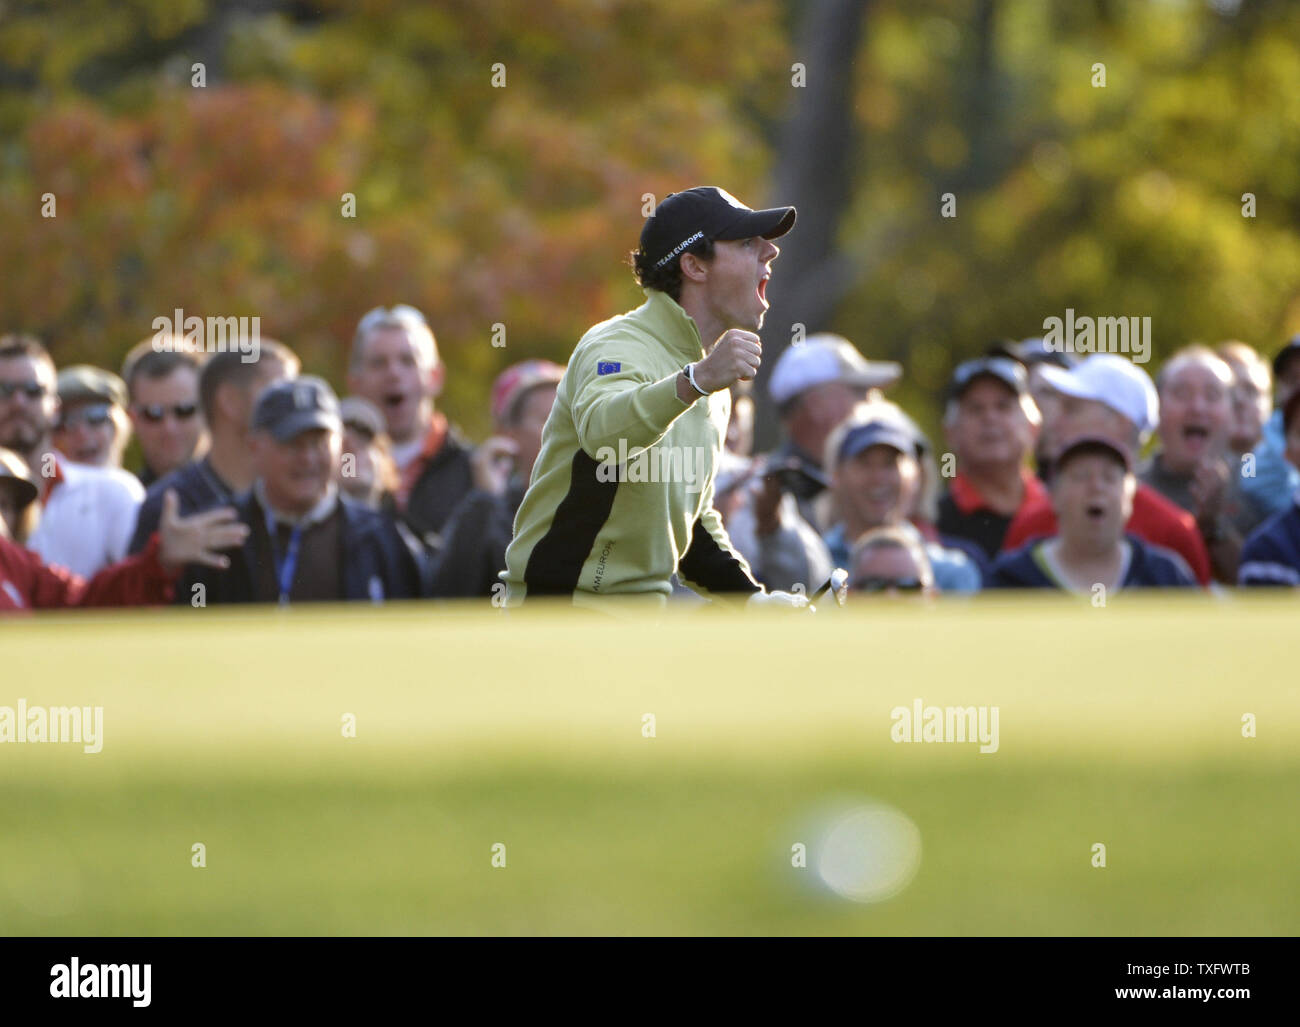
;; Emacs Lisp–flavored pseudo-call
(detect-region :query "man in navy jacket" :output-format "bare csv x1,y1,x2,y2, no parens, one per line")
180,377,425,606
1239,390,1300,587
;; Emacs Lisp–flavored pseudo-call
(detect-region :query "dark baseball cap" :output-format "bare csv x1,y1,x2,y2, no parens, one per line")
57,365,128,408
991,337,1079,370
639,187,796,271
252,376,341,442
946,355,1028,403
836,420,916,466
1053,434,1133,474
1272,334,1300,378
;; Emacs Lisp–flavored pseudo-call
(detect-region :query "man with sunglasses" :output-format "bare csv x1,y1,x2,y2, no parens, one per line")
52,365,133,469
847,526,936,598
121,340,207,487
937,356,1045,561
128,342,300,554
0,335,145,577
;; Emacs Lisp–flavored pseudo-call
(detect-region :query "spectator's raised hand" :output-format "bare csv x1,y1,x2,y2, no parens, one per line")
470,436,519,497
157,489,248,573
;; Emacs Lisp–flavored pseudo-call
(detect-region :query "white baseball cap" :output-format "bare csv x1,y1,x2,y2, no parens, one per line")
1037,354,1160,441
768,334,902,407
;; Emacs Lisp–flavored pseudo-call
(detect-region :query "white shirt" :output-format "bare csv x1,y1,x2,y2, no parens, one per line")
390,437,424,472
30,459,145,578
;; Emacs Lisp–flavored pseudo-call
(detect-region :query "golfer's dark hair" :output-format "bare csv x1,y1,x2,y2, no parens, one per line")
198,339,300,423
629,237,715,303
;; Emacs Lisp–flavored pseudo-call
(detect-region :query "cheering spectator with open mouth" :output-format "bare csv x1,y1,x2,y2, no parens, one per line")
51,365,133,470
994,436,1198,593
1141,346,1269,582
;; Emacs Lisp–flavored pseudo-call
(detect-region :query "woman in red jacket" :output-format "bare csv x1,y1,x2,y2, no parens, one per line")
1,446,247,612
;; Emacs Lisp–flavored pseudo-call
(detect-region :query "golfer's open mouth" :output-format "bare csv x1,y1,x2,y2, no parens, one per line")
757,274,769,303
1085,503,1107,521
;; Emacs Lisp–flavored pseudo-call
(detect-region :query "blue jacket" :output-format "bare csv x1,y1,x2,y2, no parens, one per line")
1238,494,1300,586
181,491,427,605
1240,410,1300,517
992,535,1197,590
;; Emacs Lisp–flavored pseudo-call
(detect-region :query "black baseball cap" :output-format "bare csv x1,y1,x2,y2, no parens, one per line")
639,187,796,270
1273,334,1300,379
990,337,1079,370
252,376,341,442
1053,434,1133,474
946,355,1028,403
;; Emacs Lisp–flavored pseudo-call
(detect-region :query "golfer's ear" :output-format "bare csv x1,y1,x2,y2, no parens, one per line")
679,252,710,284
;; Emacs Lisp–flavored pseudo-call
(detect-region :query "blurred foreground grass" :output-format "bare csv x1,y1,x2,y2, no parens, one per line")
2,594,1295,935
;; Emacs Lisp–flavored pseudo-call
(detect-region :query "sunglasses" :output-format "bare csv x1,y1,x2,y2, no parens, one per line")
852,576,925,593
56,403,114,430
136,402,199,423
0,380,47,401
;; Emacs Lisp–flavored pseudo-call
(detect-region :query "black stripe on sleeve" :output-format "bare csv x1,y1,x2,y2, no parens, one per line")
678,518,760,595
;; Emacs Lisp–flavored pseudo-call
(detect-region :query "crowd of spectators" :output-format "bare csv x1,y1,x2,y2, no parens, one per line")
3,306,1299,612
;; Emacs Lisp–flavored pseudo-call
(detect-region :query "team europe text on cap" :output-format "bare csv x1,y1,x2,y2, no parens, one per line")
640,187,796,271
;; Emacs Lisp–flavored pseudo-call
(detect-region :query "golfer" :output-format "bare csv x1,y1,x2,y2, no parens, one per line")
501,186,808,608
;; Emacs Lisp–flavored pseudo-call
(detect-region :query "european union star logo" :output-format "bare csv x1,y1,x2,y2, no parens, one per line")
596,361,621,375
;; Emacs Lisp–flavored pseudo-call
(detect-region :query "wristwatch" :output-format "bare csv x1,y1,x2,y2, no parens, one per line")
683,363,709,397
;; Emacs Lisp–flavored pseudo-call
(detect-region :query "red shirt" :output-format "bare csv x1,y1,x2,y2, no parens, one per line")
1001,482,1212,586
936,468,1049,559
0,534,177,612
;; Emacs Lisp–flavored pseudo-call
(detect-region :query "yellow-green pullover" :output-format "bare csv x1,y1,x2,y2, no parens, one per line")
501,290,761,603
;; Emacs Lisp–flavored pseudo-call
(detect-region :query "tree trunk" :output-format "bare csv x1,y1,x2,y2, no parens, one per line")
757,0,871,449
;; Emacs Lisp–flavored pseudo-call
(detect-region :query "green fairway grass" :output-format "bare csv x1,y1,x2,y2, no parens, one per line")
2,594,1296,935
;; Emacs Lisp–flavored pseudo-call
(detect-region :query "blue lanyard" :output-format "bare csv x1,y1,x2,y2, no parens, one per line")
264,507,303,606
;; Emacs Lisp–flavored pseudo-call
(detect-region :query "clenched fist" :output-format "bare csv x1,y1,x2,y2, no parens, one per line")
691,329,762,393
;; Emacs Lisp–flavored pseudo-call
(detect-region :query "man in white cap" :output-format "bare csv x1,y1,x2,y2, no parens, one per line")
716,333,899,592
1000,353,1212,585
765,333,902,520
